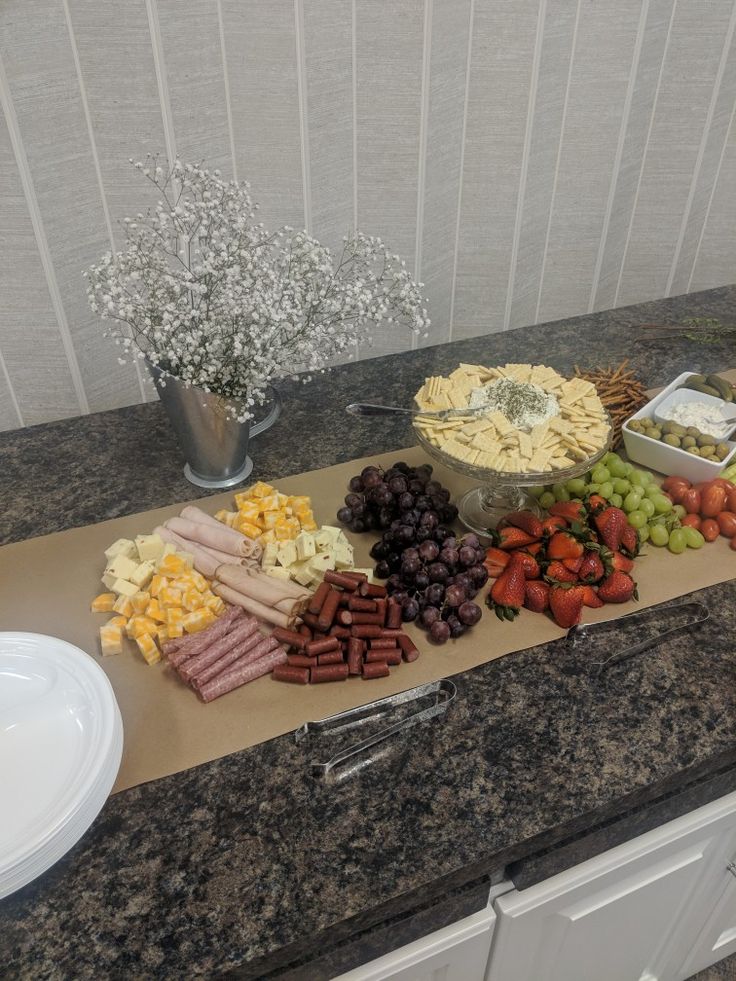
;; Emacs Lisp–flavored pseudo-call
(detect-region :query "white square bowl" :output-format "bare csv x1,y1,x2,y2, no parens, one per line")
621,371,736,483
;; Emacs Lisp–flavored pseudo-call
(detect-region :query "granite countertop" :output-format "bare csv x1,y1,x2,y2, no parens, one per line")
1,287,735,980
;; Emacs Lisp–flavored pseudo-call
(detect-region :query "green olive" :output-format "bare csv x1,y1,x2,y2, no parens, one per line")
681,435,697,448
663,434,681,447
640,417,654,428
686,426,700,438
699,445,716,458
628,419,644,433
716,443,731,460
685,446,701,456
648,428,663,441
697,433,716,447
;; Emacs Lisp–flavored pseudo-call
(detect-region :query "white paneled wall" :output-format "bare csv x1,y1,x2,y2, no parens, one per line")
0,0,734,430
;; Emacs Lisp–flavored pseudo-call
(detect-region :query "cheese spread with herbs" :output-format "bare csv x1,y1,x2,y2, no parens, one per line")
662,401,732,439
414,362,609,473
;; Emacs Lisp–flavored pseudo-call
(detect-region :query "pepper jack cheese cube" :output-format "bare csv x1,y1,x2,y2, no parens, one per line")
135,633,161,666
135,534,165,563
308,552,335,579
130,561,155,589
100,623,123,657
104,538,138,562
294,532,316,561
277,540,298,568
106,553,139,581
334,542,354,571
262,542,278,568
101,571,118,590
290,560,314,587
90,593,116,613
112,578,138,598
113,594,134,617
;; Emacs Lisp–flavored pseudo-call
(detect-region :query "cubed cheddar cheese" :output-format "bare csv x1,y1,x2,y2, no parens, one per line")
126,615,158,639
135,633,161,665
159,586,182,607
156,624,170,645
100,623,123,657
182,588,203,612
112,594,134,617
247,481,274,499
183,608,216,634
145,598,167,623
237,518,263,539
189,569,208,592
261,511,282,531
299,512,318,532
275,517,300,540
288,496,311,516
108,615,128,628
131,591,151,614
204,594,226,615
257,529,277,546
149,574,167,598
90,593,116,613
215,509,239,527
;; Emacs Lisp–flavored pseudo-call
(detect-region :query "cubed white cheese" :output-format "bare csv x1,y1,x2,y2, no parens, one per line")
314,525,341,550
334,542,354,570
135,534,165,563
277,541,298,569
104,538,137,562
308,551,335,578
105,553,139,581
265,566,292,581
101,571,118,590
262,542,279,568
111,578,138,597
291,560,314,587
129,561,155,589
295,531,316,561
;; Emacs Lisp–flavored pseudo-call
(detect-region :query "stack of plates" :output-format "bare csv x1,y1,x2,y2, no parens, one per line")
0,632,123,899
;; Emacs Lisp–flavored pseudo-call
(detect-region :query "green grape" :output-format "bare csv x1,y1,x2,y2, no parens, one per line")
638,498,656,518
591,466,610,484
630,470,646,487
539,491,556,510
638,525,650,543
552,484,570,502
673,504,686,519
649,524,670,547
643,484,661,500
623,491,643,513
622,462,634,477
652,495,673,514
608,458,629,479
566,478,587,496
627,510,647,529
612,478,631,495
609,493,623,508
603,451,620,466
683,527,705,549
587,483,600,494
668,528,688,554
598,481,614,499
638,469,654,485
528,485,546,498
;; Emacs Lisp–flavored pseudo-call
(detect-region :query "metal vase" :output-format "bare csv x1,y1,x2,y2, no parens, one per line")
147,361,281,489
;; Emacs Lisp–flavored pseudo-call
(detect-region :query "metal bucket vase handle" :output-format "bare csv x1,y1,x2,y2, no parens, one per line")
147,361,281,489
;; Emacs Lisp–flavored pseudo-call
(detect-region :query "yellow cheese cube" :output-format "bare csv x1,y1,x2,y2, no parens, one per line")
100,623,123,657
167,606,184,627
247,481,274,499
299,512,318,532
156,624,170,644
215,509,239,528
126,615,159,639
149,574,167,598
108,615,128,628
234,492,258,513
105,553,139,581
237,517,263,539
135,633,161,665
159,586,183,608
257,529,277,546
261,511,283,531
158,553,188,576
131,591,151,614
183,608,216,634
182,588,203,612
145,598,167,623
288,496,312,516
167,621,184,639
189,569,208,592
204,594,226,614
91,593,116,613
112,594,134,617
259,493,281,513
275,517,300,540
236,501,262,524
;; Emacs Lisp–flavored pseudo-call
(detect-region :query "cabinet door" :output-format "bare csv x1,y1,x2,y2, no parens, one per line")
487,791,736,981
675,842,736,980
334,904,496,981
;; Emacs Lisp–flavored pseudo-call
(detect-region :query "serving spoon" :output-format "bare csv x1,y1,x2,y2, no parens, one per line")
346,402,485,420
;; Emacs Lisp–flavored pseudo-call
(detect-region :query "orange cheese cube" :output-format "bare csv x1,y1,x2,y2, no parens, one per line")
259,493,281,513
275,517,300,541
189,569,208,592
236,517,263,539
289,496,312,516
126,615,159,639
158,553,188,576
299,512,318,532
183,608,216,634
247,481,274,499
159,586,183,608
108,615,128,628
204,593,226,614
182,588,203,612
112,594,134,617
99,623,123,657
257,529,277,546
261,511,283,531
235,499,261,522
215,509,239,527
149,574,167,598
131,591,151,614
91,593,116,613
135,633,161,665
156,624,170,644
145,598,167,623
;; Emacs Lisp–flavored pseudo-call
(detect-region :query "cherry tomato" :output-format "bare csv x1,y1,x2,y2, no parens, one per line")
660,478,689,504
662,475,691,493
701,484,727,519
731,535,736,552
681,514,701,529
727,488,736,512
700,518,720,542
681,488,702,514
716,511,736,538
710,478,735,491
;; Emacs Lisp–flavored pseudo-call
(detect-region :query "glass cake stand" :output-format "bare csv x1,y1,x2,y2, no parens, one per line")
414,418,612,537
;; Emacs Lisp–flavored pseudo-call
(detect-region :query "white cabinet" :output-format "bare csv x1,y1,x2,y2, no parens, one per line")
334,901,498,981
487,790,736,981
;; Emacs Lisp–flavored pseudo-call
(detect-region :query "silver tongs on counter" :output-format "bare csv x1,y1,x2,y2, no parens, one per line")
568,602,709,677
295,679,456,780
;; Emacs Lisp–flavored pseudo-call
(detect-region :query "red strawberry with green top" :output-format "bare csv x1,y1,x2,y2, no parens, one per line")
620,523,639,557
587,493,608,511
542,515,569,535
597,570,637,604
484,546,509,570
562,556,584,573
578,551,605,583
581,585,604,608
515,551,541,580
488,553,527,620
549,584,586,628
593,507,628,552
494,526,540,551
549,501,586,522
545,560,579,583
524,580,550,612
547,531,584,561
504,510,544,538
610,551,634,574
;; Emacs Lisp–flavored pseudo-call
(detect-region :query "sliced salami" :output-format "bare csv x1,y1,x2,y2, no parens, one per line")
164,605,242,662
178,617,260,681
191,635,278,688
198,647,288,702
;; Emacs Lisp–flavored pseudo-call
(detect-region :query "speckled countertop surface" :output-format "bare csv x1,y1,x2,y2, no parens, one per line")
1,288,735,980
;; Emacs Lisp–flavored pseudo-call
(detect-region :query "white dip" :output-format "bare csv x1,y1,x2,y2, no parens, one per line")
663,401,732,438
469,378,559,431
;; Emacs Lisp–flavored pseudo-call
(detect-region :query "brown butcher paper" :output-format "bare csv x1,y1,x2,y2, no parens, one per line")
1,383,735,793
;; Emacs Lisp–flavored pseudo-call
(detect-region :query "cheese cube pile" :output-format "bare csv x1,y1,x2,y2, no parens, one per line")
91,534,225,664
214,481,318,547
261,524,371,589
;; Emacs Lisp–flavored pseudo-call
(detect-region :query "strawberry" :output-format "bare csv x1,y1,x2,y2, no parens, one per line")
581,585,604,608
597,570,637,604
578,552,605,583
488,554,527,620
549,584,585,628
514,551,541,579
504,510,544,538
619,523,639,557
549,501,586,522
494,526,540,551
593,507,628,552
541,515,569,535
545,560,579,583
524,580,550,612
610,551,634,574
524,541,545,556
562,556,584,573
587,493,608,511
547,531,584,561
484,546,509,570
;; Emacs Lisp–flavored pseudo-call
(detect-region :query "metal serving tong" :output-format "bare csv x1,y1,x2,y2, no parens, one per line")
294,679,456,779
568,602,709,677
346,402,485,420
